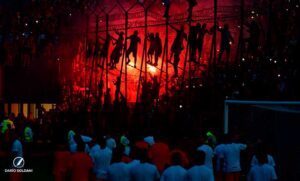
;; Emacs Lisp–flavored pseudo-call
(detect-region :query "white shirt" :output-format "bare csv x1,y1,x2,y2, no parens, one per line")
214,144,225,171
197,144,214,169
107,162,130,181
185,165,214,181
89,145,112,179
127,159,141,170
69,134,91,153
160,165,186,181
247,164,277,181
219,143,247,173
144,136,155,146
81,135,92,143
11,139,23,157
251,154,275,168
130,162,160,181
106,137,117,150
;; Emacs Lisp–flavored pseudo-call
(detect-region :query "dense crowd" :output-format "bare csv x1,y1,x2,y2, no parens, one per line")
1,112,278,181
1,0,300,181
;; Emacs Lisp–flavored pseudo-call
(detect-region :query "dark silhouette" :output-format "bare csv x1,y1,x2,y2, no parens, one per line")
99,34,113,67
162,0,170,18
169,25,187,77
114,76,121,102
126,30,141,68
154,33,162,66
197,23,211,64
188,23,200,63
110,31,124,69
217,23,234,65
187,0,197,21
147,33,156,65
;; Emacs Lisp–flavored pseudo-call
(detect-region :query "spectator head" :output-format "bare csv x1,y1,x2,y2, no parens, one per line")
136,148,148,163
170,151,182,165
194,150,205,165
8,113,15,121
256,152,268,164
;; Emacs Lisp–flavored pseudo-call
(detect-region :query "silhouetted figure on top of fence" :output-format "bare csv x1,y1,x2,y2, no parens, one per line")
169,25,187,77
110,31,124,69
217,23,234,66
126,30,141,68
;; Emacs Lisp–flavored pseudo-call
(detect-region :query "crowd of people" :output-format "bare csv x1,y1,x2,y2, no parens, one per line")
1,111,278,181
0,0,300,180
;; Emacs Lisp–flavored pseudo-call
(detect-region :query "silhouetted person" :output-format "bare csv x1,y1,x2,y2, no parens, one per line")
217,23,234,65
126,30,141,68
147,33,155,64
188,23,200,63
160,151,186,181
154,33,162,66
103,88,111,113
162,0,170,18
151,76,160,101
99,33,113,67
114,76,121,102
110,31,124,69
169,25,187,77
197,23,211,64
187,0,197,21
186,150,214,181
248,151,277,181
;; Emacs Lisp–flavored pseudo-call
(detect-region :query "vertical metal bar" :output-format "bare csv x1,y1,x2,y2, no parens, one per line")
95,15,99,96
144,10,148,82
125,12,128,99
224,102,229,134
85,15,89,100
165,16,169,100
213,0,217,66
105,14,109,92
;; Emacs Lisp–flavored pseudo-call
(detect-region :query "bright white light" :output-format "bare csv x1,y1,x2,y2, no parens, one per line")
148,64,156,74
128,62,135,67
